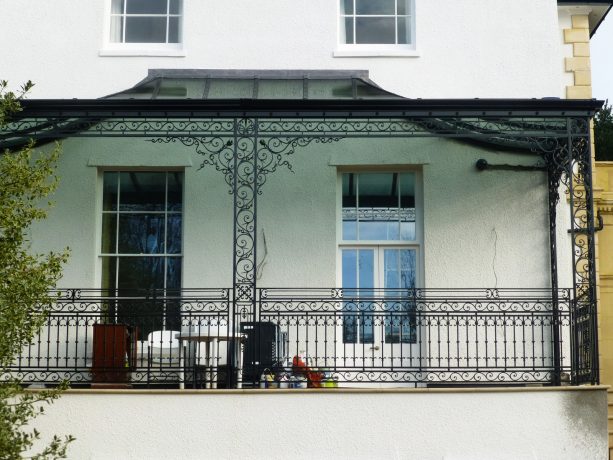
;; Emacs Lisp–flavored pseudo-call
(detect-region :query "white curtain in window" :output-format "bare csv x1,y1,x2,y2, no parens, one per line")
110,0,124,42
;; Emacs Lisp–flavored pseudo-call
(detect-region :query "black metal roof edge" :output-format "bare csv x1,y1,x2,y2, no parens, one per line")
15,98,604,114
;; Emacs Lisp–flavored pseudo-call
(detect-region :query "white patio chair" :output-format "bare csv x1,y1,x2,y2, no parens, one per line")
147,330,181,365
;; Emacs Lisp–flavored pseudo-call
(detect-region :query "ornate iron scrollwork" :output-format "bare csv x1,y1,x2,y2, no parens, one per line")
147,115,598,385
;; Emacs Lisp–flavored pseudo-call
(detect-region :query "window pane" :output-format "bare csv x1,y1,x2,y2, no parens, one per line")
103,172,119,211
119,172,166,211
342,249,357,294
101,214,117,254
169,0,181,14
397,0,409,15
166,215,182,254
166,257,182,290
126,0,167,14
101,257,117,291
342,250,357,343
400,249,416,289
111,0,125,14
116,256,165,338
117,257,165,291
341,0,354,15
168,16,180,43
344,17,354,44
342,173,357,240
356,0,395,15
110,16,124,42
167,172,183,211
356,17,396,44
384,249,416,343
341,249,376,344
118,214,165,254
358,249,374,290
125,17,167,43
399,173,416,240
358,250,374,343
397,16,410,45
358,173,399,240
384,249,399,289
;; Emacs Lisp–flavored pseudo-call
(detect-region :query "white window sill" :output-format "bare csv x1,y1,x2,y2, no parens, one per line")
333,47,420,58
99,48,186,57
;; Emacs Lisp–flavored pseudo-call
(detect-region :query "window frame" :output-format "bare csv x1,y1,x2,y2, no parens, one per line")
336,169,424,345
334,0,418,58
98,170,185,293
100,0,185,57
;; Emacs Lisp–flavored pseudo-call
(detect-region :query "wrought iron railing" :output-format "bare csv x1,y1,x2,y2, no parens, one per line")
3,288,582,388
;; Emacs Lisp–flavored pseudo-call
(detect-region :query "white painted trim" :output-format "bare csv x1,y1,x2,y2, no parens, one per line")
335,169,424,286
335,0,418,57
99,48,186,57
100,0,185,57
333,47,420,58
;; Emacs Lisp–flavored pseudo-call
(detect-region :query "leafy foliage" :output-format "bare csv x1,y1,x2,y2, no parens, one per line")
0,81,72,459
595,99,613,161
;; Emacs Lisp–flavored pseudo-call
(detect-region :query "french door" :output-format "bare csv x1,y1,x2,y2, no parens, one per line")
341,246,417,364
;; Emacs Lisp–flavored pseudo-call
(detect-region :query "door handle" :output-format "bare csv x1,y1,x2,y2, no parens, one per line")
369,346,380,351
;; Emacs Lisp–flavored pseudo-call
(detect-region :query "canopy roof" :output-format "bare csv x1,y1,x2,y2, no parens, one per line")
0,69,604,152
104,69,404,101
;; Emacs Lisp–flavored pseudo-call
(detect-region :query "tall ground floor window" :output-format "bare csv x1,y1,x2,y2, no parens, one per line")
340,171,420,346
101,171,183,338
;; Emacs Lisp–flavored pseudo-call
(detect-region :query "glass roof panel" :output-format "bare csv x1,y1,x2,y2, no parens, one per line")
103,70,405,100
157,79,205,99
207,79,254,99
308,79,355,99
258,80,304,99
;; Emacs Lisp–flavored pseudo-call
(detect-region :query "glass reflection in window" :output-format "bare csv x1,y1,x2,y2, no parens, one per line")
101,171,183,338
342,172,416,241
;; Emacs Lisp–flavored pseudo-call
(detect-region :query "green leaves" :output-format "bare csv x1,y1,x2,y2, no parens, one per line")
0,141,68,370
0,82,71,459
595,100,613,161
0,382,74,460
0,81,33,127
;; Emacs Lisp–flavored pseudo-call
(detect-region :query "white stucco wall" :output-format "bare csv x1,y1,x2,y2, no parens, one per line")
0,0,568,99
29,387,608,460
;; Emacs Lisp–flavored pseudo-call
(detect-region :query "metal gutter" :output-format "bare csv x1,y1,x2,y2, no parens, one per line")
14,98,605,119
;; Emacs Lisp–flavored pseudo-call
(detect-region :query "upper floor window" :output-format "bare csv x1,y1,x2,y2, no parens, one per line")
340,0,413,46
110,0,182,44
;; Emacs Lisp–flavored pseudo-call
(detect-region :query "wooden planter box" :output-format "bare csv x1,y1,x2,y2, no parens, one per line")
91,324,137,388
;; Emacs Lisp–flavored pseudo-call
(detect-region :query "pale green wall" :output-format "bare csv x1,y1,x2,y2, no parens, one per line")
28,134,573,290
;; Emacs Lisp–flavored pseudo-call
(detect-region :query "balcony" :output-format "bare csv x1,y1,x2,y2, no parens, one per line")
8,287,586,389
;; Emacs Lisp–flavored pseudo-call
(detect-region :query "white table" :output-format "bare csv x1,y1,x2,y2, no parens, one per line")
175,331,246,389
